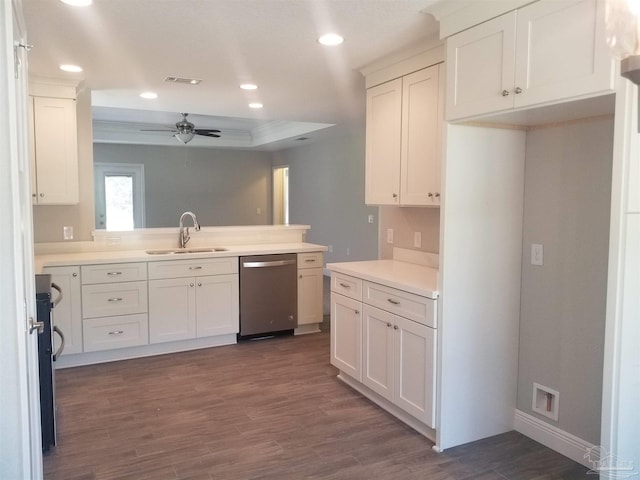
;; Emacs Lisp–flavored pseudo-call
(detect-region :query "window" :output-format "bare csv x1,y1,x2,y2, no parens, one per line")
94,163,145,230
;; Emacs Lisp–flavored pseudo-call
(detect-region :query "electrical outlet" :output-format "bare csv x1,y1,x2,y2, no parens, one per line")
328,245,333,253
368,214,374,224
414,232,422,248
531,243,544,266
63,226,73,240
256,207,261,215
386,228,394,244
346,247,350,256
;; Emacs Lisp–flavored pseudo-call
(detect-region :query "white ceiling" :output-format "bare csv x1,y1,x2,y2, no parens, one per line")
22,0,441,150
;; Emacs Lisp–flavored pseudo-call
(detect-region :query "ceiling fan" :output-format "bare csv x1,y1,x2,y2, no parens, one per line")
141,113,221,144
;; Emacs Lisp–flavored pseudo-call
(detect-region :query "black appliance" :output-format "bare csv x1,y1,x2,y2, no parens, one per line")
36,274,64,453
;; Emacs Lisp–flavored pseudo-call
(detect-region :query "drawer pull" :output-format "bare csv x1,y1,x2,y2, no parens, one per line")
304,258,316,263
339,283,351,288
107,297,123,302
387,298,400,305
189,266,203,270
108,330,124,336
107,271,122,276
354,310,359,315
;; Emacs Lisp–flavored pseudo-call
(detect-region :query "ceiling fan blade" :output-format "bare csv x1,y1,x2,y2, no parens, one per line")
140,128,178,132
195,130,221,138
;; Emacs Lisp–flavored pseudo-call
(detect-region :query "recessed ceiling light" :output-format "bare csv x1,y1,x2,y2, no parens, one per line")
60,0,92,6
249,102,263,109
59,64,83,73
318,33,344,46
240,83,258,90
139,92,158,99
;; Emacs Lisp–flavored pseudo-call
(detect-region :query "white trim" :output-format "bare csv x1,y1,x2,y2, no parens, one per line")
514,409,595,469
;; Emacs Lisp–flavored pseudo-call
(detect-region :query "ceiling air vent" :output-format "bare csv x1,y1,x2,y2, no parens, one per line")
164,76,202,85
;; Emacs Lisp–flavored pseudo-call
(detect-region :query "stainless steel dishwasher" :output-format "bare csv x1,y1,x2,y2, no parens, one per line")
239,253,297,338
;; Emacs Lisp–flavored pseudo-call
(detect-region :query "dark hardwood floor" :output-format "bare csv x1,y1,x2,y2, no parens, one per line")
44,331,590,479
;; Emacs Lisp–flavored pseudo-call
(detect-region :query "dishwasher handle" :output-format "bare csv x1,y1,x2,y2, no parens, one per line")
242,259,296,268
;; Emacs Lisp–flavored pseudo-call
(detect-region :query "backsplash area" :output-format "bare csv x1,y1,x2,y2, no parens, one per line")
378,206,440,259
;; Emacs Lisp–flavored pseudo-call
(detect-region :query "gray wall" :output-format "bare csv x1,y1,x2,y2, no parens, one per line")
272,126,378,264
379,206,440,259
93,144,273,227
517,116,613,444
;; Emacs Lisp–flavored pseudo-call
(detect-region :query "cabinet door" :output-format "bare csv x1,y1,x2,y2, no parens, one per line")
31,97,79,205
362,305,394,401
195,274,239,337
394,317,436,428
298,267,323,326
400,64,443,206
514,0,613,108
446,12,516,120
148,277,197,343
44,266,82,355
365,78,402,205
330,293,362,381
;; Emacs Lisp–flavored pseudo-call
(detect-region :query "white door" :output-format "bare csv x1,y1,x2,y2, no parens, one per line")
362,305,394,401
94,162,145,230
445,11,516,120
330,293,362,381
0,2,43,477
513,0,613,108
195,274,239,337
148,278,197,343
365,78,402,205
297,267,323,326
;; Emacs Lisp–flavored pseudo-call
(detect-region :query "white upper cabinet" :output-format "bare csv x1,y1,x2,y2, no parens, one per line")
365,64,443,206
446,0,614,121
29,96,79,205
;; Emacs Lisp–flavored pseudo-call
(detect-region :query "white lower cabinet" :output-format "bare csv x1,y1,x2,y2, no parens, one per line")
331,270,437,429
83,314,149,353
43,265,83,355
296,252,324,333
148,258,239,344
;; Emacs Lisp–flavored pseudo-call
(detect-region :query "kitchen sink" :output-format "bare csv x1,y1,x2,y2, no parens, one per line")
146,247,227,255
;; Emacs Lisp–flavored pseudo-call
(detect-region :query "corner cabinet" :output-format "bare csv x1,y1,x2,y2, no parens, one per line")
29,96,79,205
365,63,444,206
446,0,614,121
148,257,239,344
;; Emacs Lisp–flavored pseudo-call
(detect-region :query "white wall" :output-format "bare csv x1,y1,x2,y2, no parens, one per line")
272,126,378,264
93,144,273,228
517,116,614,444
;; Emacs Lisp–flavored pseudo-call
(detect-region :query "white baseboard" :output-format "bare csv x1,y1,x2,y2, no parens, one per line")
514,409,595,469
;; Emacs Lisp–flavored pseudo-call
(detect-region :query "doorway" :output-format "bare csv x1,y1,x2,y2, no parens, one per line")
94,163,145,230
272,166,289,225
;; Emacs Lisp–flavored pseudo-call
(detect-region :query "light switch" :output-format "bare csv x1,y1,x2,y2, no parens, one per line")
531,243,544,266
387,228,394,244
414,232,422,248
63,226,73,240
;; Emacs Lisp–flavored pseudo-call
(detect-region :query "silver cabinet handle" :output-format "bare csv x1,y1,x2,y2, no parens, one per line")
435,193,440,198
299,274,303,279
190,283,194,287
514,87,522,94
189,266,203,270
386,322,392,327
107,297,123,302
392,193,398,198
501,89,510,96
339,283,350,288
354,310,360,315
197,282,202,287
393,325,398,330
304,258,315,263
108,330,124,336
39,193,44,197
72,272,78,277
387,298,400,305
107,271,122,276
428,192,433,198
53,326,65,360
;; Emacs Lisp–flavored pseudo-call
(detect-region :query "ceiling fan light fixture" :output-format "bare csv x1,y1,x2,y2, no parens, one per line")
175,132,195,144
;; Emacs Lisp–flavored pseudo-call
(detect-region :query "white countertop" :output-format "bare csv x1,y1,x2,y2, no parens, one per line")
35,242,327,272
327,259,439,299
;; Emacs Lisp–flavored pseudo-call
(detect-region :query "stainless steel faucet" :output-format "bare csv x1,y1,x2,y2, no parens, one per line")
178,211,201,248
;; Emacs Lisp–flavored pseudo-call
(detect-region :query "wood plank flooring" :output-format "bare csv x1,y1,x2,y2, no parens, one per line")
44,331,590,479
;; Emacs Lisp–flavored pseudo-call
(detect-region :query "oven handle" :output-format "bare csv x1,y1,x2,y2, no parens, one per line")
242,259,296,268
51,282,63,308
53,326,65,361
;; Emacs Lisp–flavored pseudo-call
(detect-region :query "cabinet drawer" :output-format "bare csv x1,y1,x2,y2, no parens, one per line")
83,314,149,352
148,257,238,279
82,281,148,318
331,272,362,301
363,281,436,328
298,252,323,269
81,262,147,284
